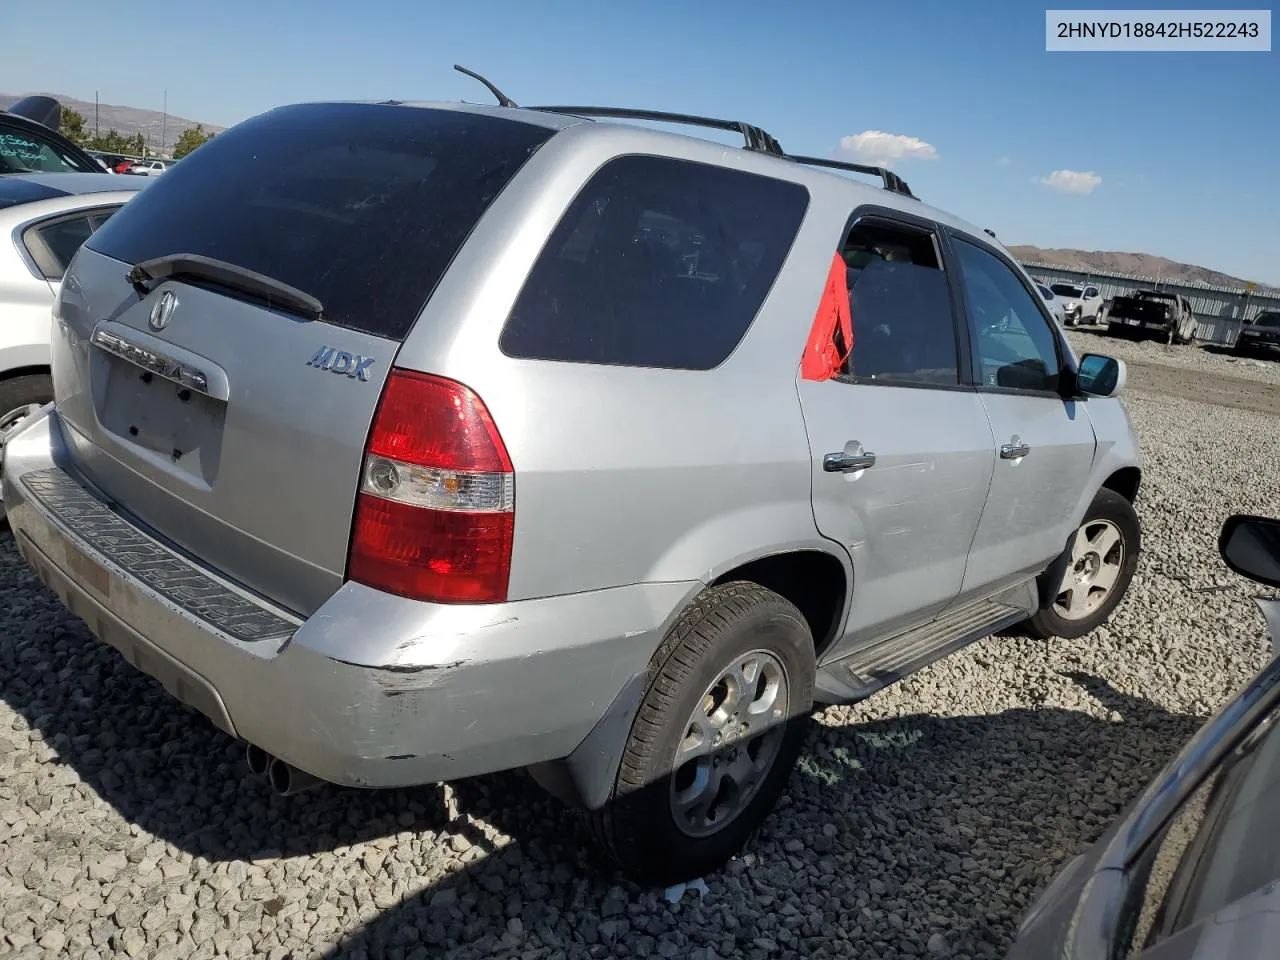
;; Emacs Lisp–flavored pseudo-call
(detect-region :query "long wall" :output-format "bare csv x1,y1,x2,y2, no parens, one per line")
1018,260,1280,345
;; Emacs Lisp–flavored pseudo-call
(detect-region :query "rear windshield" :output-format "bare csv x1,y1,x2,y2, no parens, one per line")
85,103,555,341
1050,283,1082,298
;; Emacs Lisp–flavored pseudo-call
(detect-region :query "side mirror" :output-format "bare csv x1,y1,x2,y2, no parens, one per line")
1220,516,1280,588
1076,353,1125,398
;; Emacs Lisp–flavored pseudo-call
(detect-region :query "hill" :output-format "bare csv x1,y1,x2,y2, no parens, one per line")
1008,245,1275,291
0,92,224,155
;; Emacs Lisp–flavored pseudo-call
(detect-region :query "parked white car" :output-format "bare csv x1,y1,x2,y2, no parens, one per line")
1035,282,1067,327
1049,282,1103,326
0,173,148,443
128,159,170,177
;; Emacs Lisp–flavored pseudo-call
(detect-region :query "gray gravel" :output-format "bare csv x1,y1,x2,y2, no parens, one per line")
1067,325,1280,386
3,364,1279,959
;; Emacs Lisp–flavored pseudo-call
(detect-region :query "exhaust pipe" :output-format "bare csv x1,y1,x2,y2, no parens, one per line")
268,757,322,796
245,743,270,777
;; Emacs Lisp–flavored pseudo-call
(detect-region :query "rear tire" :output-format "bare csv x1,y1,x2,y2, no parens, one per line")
587,582,815,885
1028,488,1140,640
0,374,52,418
0,374,52,440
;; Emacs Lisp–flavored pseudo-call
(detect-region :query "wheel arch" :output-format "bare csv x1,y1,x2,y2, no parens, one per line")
1101,466,1141,504
710,547,851,661
527,546,852,811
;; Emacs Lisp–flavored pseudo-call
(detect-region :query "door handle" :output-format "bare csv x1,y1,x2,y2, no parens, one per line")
823,451,877,472
1000,442,1031,460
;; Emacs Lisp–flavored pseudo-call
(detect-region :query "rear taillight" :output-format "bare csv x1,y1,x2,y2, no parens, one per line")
348,369,514,604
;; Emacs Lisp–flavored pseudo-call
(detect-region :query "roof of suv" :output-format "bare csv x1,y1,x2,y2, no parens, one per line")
331,99,996,248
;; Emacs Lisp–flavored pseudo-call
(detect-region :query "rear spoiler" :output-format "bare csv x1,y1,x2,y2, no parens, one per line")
5,95,63,132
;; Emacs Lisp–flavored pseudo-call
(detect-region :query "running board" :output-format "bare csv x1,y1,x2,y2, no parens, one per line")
814,580,1036,704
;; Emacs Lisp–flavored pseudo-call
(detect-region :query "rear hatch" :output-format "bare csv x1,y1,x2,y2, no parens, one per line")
50,102,554,615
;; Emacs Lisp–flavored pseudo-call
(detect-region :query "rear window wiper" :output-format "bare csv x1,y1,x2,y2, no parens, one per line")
126,253,324,321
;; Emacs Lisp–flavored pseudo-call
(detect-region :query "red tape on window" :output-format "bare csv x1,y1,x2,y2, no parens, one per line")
800,252,854,382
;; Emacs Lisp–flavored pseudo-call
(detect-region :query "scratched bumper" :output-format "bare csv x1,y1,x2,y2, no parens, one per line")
2,406,698,788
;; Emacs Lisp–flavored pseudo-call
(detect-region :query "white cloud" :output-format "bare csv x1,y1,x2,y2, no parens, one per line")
997,156,1011,166
1039,169,1102,195
839,130,938,168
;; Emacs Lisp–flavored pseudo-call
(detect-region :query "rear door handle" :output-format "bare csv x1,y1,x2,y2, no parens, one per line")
1000,442,1031,460
823,451,877,472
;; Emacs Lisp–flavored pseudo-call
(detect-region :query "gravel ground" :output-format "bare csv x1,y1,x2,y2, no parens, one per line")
1068,325,1280,386
3,367,1279,959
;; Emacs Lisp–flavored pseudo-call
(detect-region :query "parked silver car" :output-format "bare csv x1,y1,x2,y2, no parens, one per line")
0,173,147,453
0,84,1143,883
1009,514,1280,960
1037,281,1068,327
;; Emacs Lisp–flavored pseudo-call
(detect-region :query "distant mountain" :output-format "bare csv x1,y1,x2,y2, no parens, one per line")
0,92,224,155
1008,245,1276,292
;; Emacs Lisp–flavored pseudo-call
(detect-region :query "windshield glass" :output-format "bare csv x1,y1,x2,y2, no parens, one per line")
1051,283,1083,298
1254,312,1280,328
0,124,95,174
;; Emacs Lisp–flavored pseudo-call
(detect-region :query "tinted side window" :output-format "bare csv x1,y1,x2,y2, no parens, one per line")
499,155,808,370
22,214,101,280
840,220,958,386
954,238,1061,393
39,217,95,272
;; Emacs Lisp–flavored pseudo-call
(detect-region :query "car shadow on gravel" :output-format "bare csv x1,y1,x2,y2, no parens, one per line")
1,530,1205,958
306,673,1204,960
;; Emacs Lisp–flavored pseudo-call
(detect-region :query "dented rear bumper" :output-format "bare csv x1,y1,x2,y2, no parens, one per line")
1,406,695,788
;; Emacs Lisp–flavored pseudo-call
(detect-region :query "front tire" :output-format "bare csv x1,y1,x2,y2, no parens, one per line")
1028,488,1141,640
588,582,815,885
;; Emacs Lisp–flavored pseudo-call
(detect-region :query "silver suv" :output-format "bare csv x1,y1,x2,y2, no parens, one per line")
1,84,1142,884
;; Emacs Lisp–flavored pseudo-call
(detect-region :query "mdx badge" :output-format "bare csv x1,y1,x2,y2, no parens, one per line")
307,345,376,381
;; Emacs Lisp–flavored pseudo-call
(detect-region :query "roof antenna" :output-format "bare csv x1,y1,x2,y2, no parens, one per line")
453,65,518,108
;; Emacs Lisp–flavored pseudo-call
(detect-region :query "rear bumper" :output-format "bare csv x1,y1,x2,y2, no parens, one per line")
2,407,698,788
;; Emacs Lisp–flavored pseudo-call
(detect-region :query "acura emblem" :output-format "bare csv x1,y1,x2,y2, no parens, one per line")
149,291,178,332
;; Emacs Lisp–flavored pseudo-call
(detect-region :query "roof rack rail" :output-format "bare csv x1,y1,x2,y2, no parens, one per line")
526,104,918,199
779,155,917,200
528,106,784,156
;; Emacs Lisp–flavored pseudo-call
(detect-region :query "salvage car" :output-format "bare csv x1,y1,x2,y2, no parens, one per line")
1036,281,1068,327
1234,309,1280,358
0,96,103,175
1107,289,1198,345
1009,513,1280,960
0,173,147,462
1050,281,1103,326
0,72,1144,883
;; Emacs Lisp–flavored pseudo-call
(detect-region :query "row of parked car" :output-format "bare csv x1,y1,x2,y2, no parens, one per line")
87,151,171,176
0,84,1278,958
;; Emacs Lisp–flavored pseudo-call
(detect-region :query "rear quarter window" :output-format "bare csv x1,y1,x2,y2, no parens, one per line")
499,155,809,370
84,103,555,341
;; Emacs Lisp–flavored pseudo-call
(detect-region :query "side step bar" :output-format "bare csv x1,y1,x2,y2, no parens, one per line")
814,580,1036,704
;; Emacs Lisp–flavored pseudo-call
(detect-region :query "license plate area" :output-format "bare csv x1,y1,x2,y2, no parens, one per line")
97,351,226,484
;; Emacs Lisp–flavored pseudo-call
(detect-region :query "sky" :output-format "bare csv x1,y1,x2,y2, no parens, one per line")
2,0,1276,282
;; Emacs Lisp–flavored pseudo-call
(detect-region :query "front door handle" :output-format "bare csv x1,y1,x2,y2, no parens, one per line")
823,450,877,472
1000,442,1031,460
